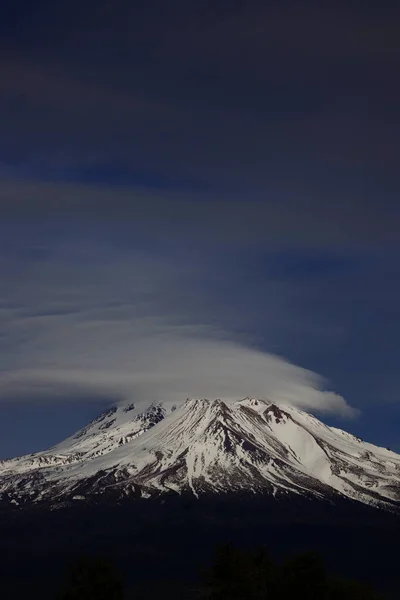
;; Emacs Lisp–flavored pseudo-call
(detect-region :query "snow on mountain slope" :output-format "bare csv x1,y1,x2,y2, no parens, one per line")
1,398,399,510
0,402,166,474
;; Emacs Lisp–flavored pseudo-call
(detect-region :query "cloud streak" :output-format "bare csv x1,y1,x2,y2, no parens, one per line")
1,178,399,249
0,342,353,417
0,234,354,417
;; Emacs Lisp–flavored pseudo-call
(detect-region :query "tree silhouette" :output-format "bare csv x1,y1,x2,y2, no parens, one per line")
205,543,251,599
205,543,277,599
57,557,124,600
203,544,383,600
247,546,277,598
327,576,383,600
279,551,327,600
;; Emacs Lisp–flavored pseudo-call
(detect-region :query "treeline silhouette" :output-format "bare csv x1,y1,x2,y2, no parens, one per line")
203,544,382,599
57,545,383,599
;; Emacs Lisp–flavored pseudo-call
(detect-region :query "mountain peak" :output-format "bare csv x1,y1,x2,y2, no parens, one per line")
1,398,399,510
236,397,271,411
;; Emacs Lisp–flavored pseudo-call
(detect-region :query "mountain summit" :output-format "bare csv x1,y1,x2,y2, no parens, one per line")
1,398,399,510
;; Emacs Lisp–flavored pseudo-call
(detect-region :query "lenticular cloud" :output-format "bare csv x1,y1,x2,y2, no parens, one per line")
0,332,354,417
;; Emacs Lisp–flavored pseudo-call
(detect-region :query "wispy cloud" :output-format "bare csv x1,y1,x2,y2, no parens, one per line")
1,178,399,249
0,233,354,417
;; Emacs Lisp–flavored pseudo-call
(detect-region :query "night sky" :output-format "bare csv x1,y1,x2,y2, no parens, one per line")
1,1,400,458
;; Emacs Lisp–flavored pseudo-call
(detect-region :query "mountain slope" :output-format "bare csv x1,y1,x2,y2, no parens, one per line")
1,398,399,510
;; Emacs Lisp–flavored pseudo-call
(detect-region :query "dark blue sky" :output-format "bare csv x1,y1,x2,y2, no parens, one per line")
0,0,400,457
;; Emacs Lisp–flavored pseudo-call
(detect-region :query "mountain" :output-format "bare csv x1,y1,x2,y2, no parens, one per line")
1,397,400,510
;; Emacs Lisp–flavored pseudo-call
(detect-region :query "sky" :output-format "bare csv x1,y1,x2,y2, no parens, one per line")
0,0,400,457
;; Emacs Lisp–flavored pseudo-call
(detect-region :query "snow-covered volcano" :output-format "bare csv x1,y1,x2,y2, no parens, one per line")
1,398,400,510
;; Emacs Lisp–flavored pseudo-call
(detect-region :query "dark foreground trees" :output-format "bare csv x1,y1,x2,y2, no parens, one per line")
204,544,383,600
57,557,124,600
56,546,383,599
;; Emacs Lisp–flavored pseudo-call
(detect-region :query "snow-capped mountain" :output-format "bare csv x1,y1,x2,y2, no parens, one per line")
1,398,400,510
